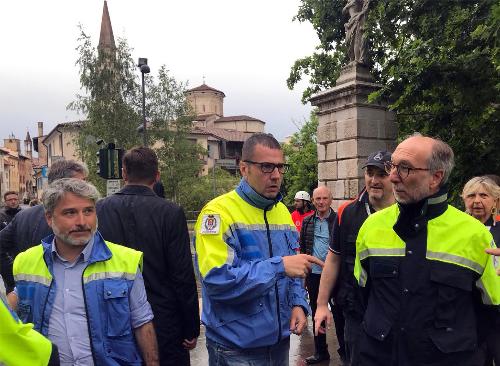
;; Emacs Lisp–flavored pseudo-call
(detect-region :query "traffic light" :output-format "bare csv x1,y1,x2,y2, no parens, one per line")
96,148,110,179
96,144,124,179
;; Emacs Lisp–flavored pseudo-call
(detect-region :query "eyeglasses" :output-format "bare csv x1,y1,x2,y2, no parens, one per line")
243,160,289,174
384,161,430,180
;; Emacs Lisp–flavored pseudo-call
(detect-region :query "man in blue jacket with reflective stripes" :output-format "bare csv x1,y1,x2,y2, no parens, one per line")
195,133,323,366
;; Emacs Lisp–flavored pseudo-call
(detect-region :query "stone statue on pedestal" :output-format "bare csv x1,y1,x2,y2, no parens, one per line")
342,0,370,65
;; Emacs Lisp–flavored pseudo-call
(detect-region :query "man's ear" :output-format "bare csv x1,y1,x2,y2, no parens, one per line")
155,171,160,183
122,167,128,182
239,161,248,178
430,170,444,191
45,212,53,228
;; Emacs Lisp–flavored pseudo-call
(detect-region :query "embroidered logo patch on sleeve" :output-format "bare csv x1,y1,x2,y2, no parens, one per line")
200,214,220,234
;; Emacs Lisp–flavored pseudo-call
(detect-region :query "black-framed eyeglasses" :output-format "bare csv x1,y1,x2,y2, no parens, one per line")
384,161,430,180
243,160,289,174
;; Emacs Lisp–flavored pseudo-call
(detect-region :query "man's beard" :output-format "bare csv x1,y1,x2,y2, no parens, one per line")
393,185,430,204
53,221,97,247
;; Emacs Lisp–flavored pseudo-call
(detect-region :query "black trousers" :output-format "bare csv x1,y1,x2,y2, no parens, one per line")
306,273,346,357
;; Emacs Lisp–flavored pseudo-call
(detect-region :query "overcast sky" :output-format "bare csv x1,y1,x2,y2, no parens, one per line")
0,0,317,152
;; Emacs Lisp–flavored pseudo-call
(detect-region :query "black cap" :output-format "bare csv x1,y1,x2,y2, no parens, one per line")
362,151,392,170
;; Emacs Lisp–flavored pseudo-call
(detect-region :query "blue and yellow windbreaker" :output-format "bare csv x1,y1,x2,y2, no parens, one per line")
194,179,309,348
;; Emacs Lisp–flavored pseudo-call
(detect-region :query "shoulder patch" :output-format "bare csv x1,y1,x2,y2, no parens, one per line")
200,214,221,234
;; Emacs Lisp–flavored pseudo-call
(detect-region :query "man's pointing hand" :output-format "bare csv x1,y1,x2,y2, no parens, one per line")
282,254,324,278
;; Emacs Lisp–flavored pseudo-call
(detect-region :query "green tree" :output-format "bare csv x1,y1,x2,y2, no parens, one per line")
68,26,141,192
287,0,348,103
283,113,319,206
148,66,206,204
69,28,207,201
178,167,240,214
289,0,500,203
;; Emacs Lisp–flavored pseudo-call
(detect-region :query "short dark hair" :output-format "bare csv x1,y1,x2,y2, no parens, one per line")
242,133,281,161
4,191,18,200
122,147,158,184
47,160,88,184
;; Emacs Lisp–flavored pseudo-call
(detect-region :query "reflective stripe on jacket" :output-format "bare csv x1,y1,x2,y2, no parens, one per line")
194,179,309,349
13,232,144,366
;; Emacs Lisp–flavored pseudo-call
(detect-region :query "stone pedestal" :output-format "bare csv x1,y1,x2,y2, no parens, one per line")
310,62,397,209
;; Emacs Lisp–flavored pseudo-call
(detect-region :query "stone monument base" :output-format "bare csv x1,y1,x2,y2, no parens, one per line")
310,62,397,209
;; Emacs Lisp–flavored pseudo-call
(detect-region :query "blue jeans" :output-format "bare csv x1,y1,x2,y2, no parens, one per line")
206,337,290,366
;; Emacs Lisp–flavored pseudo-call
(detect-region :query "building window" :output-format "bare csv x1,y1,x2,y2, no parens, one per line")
203,105,206,112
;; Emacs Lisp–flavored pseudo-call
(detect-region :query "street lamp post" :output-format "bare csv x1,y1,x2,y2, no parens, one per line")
138,57,150,146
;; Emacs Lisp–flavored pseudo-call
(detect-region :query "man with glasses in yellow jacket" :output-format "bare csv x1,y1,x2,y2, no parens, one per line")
354,134,500,365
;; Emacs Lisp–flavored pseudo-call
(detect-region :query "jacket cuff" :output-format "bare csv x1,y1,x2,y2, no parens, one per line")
291,297,311,316
270,256,286,279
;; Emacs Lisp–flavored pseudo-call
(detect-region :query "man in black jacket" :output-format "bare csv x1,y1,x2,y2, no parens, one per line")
0,160,87,294
300,185,345,364
0,191,21,230
96,146,200,366
314,151,394,366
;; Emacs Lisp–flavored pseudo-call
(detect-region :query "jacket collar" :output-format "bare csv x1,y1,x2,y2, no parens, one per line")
235,178,283,210
116,184,156,196
315,208,334,221
41,231,111,267
393,186,449,239
484,216,495,228
397,185,449,221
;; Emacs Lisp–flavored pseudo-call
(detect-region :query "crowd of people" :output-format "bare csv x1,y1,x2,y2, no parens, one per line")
0,132,499,366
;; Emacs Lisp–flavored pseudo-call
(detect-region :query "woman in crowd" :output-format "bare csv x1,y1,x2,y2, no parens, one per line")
462,176,500,366
462,176,500,242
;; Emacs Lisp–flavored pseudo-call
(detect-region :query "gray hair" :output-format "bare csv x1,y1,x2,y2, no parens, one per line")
406,132,454,186
48,160,88,184
428,139,454,186
462,176,500,201
43,178,100,215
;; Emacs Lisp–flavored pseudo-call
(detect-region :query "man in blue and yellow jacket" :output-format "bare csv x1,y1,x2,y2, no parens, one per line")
12,178,159,366
354,134,500,365
195,133,323,366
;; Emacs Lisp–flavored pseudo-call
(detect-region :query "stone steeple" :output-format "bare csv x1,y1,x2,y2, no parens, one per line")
24,131,32,159
98,1,115,52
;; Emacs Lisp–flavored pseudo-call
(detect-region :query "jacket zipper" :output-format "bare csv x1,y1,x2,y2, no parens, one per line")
40,255,53,336
39,281,53,336
82,263,98,365
264,205,282,344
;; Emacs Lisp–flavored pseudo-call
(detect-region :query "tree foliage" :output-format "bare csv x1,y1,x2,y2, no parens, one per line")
68,26,141,192
179,167,240,214
147,66,206,204
282,113,319,206
69,27,207,206
289,0,500,203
